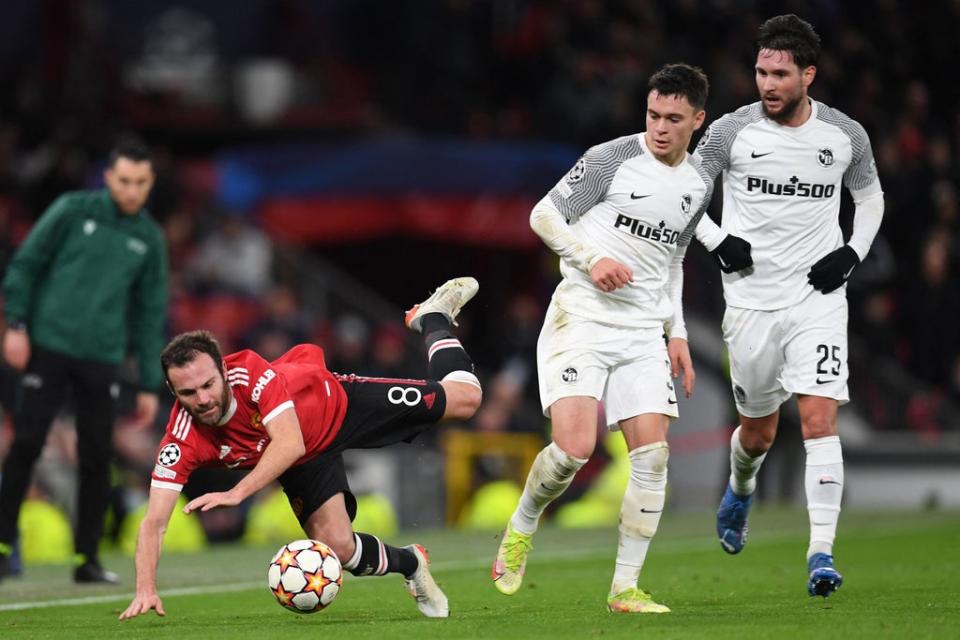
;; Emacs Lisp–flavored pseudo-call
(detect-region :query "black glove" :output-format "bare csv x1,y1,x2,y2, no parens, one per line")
711,234,753,273
808,245,860,293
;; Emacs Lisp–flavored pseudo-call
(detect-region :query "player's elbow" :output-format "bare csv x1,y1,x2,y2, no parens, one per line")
529,197,558,236
459,385,483,419
441,380,483,421
453,387,483,421
289,438,306,461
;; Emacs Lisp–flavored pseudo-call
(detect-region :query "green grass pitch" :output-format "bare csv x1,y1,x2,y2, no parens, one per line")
1,508,957,639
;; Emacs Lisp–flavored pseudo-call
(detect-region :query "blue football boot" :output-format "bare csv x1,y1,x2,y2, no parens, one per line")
807,553,843,597
716,485,753,554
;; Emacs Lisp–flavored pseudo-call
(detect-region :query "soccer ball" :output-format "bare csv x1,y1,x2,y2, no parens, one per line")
267,539,343,613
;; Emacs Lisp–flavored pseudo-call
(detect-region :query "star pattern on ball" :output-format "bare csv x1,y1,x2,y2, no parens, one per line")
303,571,332,595
276,548,298,572
273,584,294,607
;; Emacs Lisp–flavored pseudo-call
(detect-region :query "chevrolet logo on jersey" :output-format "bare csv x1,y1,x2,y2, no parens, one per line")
614,214,680,245
746,175,836,198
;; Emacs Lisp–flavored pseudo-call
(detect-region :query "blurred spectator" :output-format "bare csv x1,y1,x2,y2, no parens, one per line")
0,0,955,441
902,228,959,387
327,314,371,374
185,212,273,297
367,323,419,379
242,284,312,361
472,292,543,433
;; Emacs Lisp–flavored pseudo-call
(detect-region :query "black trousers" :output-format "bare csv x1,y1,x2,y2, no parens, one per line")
0,346,118,560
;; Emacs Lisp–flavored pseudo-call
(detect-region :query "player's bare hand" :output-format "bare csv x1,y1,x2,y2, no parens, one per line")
119,593,165,620
131,392,159,430
667,338,695,398
3,328,30,371
184,490,241,514
590,258,633,292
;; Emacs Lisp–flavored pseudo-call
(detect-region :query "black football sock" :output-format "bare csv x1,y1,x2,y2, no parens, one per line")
420,313,474,380
426,334,475,380
344,533,418,578
420,312,450,336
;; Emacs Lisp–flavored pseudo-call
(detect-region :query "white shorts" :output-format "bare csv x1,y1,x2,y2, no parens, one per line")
537,301,678,428
723,291,849,418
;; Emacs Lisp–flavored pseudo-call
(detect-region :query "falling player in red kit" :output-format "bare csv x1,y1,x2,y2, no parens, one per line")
120,278,481,621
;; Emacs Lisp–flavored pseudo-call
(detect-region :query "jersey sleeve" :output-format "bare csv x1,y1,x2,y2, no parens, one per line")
2,194,73,323
547,135,641,223
815,103,882,197
678,157,715,249
150,405,206,491
694,103,762,181
240,350,295,426
843,122,881,196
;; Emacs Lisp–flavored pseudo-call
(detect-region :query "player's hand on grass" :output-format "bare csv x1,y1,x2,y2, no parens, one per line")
184,490,241,514
119,593,165,620
590,257,633,292
667,338,695,398
711,234,753,273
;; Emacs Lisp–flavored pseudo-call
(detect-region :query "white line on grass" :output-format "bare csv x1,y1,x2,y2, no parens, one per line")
0,534,758,612
2,516,945,613
0,581,264,611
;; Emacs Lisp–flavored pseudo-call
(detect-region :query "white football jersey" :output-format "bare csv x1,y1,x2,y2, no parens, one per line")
547,133,712,328
695,100,882,310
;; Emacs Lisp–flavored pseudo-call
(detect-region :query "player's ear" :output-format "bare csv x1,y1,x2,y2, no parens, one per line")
802,65,817,89
693,110,706,130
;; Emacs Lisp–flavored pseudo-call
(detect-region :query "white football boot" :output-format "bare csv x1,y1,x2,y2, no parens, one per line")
403,544,449,618
404,277,479,333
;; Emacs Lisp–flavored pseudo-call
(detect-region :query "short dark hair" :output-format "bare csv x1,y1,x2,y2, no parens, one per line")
161,330,224,381
108,137,152,167
756,14,821,69
648,63,709,110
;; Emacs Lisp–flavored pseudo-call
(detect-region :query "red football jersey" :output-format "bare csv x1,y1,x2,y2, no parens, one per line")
150,344,347,492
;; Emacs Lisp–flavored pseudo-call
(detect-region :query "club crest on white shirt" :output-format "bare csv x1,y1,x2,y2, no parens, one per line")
561,367,579,383
817,147,835,167
680,193,692,214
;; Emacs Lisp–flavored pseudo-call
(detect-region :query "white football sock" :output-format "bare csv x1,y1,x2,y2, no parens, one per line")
729,425,767,496
804,435,843,559
510,441,587,535
610,441,668,595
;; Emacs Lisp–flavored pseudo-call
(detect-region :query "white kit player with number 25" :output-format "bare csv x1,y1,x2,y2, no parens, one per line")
694,14,884,598
492,63,749,614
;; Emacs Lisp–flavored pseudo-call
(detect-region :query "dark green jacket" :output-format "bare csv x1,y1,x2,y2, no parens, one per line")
3,189,168,390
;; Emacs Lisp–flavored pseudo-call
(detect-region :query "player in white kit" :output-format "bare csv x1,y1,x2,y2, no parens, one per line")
491,64,742,613
693,15,884,598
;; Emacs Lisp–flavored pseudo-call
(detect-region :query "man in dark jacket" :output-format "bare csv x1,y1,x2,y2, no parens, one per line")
0,140,168,583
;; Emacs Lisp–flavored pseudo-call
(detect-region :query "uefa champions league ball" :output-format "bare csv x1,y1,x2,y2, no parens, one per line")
267,539,342,613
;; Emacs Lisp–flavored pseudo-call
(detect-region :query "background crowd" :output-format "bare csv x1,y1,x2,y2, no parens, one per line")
0,0,957,553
